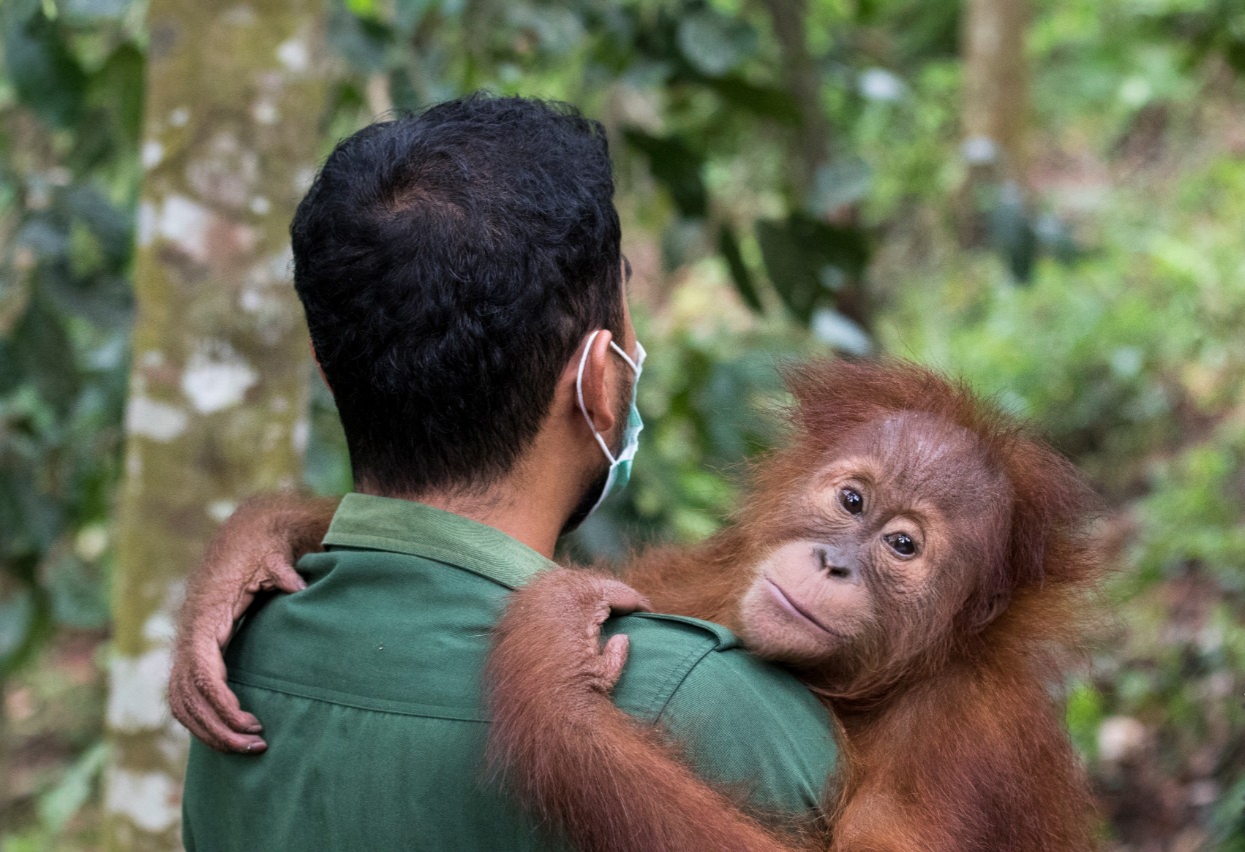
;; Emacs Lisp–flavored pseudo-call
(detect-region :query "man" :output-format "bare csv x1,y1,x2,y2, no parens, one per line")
175,94,836,850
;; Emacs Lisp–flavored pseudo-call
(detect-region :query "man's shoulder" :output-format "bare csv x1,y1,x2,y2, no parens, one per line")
604,611,837,817
606,610,741,653
602,610,819,707
600,611,739,720
636,612,833,740
602,611,826,723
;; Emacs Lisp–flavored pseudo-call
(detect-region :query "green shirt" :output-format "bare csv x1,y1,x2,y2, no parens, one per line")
183,493,837,851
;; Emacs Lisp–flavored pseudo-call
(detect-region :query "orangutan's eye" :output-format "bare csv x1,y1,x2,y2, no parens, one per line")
885,532,918,557
839,487,864,515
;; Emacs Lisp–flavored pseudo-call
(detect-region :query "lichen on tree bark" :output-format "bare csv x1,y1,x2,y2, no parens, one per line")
106,2,329,849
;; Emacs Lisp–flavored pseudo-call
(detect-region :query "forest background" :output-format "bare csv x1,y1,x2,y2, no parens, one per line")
1,0,1244,849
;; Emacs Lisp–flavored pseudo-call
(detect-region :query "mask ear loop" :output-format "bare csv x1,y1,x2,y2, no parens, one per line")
577,330,619,464
576,330,641,464
611,340,641,374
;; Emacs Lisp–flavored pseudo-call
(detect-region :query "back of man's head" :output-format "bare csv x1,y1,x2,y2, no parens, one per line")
291,94,623,497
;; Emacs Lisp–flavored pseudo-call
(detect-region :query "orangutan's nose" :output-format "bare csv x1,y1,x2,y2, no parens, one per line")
815,545,859,583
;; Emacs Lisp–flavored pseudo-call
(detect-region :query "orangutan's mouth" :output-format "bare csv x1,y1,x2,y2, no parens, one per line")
763,577,843,639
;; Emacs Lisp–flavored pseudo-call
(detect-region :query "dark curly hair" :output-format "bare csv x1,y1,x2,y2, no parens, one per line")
291,93,624,496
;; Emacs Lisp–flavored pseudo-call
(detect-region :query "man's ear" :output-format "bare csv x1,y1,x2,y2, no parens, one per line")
576,330,619,438
309,340,332,393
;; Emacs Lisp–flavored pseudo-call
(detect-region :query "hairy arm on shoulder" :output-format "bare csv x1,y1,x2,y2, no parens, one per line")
169,493,339,752
486,568,827,852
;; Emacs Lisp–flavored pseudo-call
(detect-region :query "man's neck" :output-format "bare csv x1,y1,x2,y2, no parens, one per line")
360,474,570,559
356,392,600,560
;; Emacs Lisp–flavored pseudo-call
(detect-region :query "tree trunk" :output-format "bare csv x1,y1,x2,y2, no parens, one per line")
104,2,329,849
761,0,830,197
961,0,1030,185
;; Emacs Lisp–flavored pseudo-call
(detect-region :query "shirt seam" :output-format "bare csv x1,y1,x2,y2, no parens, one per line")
627,612,739,649
648,652,838,819
228,668,699,730
644,639,719,722
323,534,543,590
228,670,492,723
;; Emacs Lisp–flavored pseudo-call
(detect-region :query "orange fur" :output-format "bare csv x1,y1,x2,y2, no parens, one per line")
487,359,1105,852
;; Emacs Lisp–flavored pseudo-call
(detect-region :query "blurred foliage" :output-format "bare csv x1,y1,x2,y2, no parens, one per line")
4,0,1245,848
322,0,892,337
0,0,140,681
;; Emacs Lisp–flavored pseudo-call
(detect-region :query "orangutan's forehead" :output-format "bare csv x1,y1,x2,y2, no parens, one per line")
832,412,962,457
830,412,1008,507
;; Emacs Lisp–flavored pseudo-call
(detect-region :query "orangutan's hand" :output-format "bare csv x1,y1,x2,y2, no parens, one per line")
489,568,651,717
168,494,337,752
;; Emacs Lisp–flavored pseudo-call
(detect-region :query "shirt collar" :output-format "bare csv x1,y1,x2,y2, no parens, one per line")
321,492,557,590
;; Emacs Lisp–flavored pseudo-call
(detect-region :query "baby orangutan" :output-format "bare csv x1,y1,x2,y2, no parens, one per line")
486,359,1103,852
170,359,1103,851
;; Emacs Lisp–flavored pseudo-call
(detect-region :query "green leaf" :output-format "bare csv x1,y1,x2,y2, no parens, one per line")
1064,679,1104,761
37,742,108,831
9,294,80,413
1034,212,1081,264
327,3,395,75
387,67,422,111
1225,39,1245,73
59,0,132,24
394,0,436,34
806,158,873,217
43,266,133,326
676,10,758,77
89,42,145,152
506,4,585,55
717,224,763,313
623,130,708,218
756,214,869,324
45,548,109,628
345,0,379,20
0,3,87,128
0,586,36,664
0,343,19,395
66,184,133,268
16,216,69,260
695,74,800,123
986,184,1039,284
661,218,710,270
0,580,50,677
14,477,68,558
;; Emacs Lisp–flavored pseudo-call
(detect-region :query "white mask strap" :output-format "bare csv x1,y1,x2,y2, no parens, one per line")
576,329,639,464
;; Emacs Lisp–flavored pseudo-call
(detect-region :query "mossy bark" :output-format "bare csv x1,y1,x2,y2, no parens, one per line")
761,0,831,195
962,0,1031,182
957,0,1031,249
105,2,329,849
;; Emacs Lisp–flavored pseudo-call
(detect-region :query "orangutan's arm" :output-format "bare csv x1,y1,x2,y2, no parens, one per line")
486,569,818,852
168,492,339,752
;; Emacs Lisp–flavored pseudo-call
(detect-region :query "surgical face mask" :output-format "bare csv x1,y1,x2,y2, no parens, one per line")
574,329,645,522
